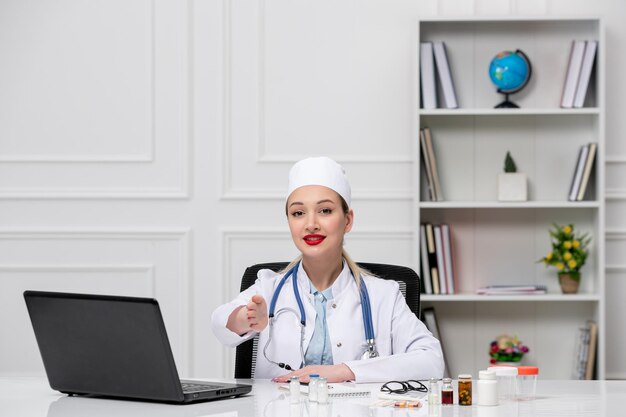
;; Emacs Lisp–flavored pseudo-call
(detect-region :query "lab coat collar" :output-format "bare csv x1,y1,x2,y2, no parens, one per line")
296,260,352,300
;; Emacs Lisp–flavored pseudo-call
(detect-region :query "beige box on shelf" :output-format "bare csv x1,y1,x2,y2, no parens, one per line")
497,173,527,201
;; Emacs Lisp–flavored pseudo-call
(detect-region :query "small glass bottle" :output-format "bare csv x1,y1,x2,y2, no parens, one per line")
317,377,329,404
441,377,454,405
308,374,320,402
289,376,301,404
428,377,440,405
458,374,472,406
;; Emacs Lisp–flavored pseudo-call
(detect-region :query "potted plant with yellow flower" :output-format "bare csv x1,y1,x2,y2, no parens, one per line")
538,223,591,294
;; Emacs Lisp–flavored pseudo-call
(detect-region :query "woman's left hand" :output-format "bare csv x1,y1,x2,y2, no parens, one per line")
272,364,355,384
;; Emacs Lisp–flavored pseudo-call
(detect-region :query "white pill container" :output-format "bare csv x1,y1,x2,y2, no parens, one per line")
487,365,518,402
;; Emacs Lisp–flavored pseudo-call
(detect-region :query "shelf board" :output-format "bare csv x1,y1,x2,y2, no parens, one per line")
422,294,601,302
419,201,601,209
419,16,601,24
419,108,600,116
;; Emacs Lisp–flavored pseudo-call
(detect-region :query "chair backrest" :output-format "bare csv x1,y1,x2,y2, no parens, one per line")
233,262,421,379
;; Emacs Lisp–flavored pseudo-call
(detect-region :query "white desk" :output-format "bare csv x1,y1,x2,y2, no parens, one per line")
2,377,625,417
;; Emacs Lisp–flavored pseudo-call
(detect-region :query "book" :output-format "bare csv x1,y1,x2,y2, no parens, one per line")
585,320,598,380
421,307,451,378
434,225,448,294
423,127,443,201
279,382,371,398
573,41,598,108
561,40,586,108
476,285,547,295
420,42,437,109
568,144,589,201
419,225,433,294
425,223,440,294
420,129,436,201
441,224,455,294
432,41,458,109
576,142,597,201
572,325,589,379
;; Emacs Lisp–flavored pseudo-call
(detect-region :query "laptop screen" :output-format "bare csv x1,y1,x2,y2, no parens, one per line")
24,291,185,402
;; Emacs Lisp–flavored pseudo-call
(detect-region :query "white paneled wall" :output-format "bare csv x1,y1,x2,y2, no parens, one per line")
0,0,625,379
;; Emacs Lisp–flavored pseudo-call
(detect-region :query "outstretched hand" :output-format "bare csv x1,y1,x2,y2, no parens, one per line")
246,294,268,332
272,364,355,384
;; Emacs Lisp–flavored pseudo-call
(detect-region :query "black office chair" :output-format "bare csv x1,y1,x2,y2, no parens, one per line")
233,262,421,379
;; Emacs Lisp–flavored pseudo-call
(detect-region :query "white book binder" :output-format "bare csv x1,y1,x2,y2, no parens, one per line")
432,41,458,109
420,42,437,109
433,225,447,295
561,40,586,108
577,142,597,201
573,40,598,108
441,224,455,294
420,225,433,294
568,144,589,201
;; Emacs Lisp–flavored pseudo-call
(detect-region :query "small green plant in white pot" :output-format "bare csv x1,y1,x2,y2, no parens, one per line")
497,151,527,201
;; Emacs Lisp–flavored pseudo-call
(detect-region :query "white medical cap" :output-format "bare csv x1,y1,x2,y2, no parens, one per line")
287,157,351,207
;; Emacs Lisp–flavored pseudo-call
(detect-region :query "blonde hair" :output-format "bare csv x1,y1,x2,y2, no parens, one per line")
281,193,373,284
278,249,369,286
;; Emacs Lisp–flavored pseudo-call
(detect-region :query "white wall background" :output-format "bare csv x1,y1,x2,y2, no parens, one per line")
1,0,625,379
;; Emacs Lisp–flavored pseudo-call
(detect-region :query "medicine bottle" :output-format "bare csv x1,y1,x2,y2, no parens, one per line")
458,374,472,406
308,374,320,402
517,366,539,401
428,377,440,405
488,365,518,402
317,377,329,404
289,376,301,404
441,378,453,405
477,370,498,406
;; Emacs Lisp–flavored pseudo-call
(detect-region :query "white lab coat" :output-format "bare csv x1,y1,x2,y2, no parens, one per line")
211,263,444,383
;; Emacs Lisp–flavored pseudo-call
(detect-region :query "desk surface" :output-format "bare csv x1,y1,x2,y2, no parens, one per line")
1,377,625,417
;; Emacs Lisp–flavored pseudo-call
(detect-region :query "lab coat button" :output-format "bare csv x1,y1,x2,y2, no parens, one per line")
332,303,337,308
336,342,342,347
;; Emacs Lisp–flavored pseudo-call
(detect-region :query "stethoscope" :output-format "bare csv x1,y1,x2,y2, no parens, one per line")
262,261,378,371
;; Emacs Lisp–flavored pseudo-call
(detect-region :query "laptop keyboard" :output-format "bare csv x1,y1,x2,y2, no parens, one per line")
181,382,222,393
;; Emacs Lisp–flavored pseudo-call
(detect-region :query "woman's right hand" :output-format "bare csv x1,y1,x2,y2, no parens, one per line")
246,294,268,332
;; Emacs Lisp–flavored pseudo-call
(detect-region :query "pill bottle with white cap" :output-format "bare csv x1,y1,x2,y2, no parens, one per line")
477,370,498,406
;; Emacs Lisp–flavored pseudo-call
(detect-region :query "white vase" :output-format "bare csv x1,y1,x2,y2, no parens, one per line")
497,173,527,201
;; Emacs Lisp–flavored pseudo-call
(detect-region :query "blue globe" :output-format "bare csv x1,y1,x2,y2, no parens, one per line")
488,50,530,93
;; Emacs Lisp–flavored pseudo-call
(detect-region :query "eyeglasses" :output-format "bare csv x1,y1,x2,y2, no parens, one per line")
380,380,428,394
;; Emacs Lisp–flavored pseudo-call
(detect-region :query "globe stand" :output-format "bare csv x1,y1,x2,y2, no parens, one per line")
495,92,519,109
489,49,532,110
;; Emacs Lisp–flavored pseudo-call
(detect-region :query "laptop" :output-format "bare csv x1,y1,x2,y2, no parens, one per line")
24,290,252,404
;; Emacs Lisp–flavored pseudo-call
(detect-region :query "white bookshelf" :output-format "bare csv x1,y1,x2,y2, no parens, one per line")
416,17,605,380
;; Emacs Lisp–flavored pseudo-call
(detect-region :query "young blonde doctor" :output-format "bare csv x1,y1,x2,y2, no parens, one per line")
211,157,444,383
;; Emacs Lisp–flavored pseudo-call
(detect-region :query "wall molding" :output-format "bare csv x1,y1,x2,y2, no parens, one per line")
0,227,193,373
0,0,189,200
219,1,412,200
606,229,626,241
606,157,626,200
0,187,189,200
0,1,156,164
220,187,413,201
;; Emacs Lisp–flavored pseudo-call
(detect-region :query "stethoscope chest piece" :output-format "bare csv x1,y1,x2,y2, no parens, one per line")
362,339,379,360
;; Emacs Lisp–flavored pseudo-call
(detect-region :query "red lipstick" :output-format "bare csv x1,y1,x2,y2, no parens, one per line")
303,234,325,246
